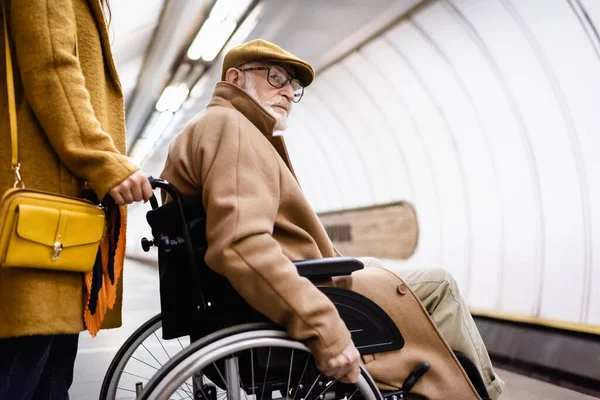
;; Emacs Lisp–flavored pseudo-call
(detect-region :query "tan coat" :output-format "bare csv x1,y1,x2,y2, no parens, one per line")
163,83,481,399
161,82,351,363
0,0,138,338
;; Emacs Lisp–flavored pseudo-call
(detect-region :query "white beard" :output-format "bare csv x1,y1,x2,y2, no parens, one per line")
244,76,289,131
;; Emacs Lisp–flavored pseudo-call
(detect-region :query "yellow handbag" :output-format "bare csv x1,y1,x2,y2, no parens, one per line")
0,11,105,273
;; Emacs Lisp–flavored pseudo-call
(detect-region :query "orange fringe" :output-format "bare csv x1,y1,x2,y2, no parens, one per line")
83,206,126,337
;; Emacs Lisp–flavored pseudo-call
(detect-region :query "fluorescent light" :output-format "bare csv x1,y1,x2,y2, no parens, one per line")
187,18,216,60
130,111,174,166
147,111,174,141
155,85,189,112
210,0,253,22
226,0,254,22
201,19,237,62
188,18,237,62
188,0,254,61
209,0,236,21
222,2,263,55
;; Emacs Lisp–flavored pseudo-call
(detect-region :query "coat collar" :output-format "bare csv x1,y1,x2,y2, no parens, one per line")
86,0,123,95
208,82,277,137
208,82,299,181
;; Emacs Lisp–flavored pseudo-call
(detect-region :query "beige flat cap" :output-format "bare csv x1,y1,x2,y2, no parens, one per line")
221,39,315,86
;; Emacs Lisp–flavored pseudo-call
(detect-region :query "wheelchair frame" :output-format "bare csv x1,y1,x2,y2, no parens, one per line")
100,177,490,400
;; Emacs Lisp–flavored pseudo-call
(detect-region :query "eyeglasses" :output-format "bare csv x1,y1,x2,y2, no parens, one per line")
239,65,305,103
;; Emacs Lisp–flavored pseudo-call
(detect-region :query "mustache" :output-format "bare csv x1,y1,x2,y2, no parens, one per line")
263,96,291,111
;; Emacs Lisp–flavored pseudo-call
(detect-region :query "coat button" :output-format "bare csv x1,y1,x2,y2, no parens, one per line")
397,284,407,295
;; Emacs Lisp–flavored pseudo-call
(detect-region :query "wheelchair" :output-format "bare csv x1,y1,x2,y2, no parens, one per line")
100,178,492,400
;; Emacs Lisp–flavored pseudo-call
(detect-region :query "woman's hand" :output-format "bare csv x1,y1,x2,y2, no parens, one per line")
108,170,153,205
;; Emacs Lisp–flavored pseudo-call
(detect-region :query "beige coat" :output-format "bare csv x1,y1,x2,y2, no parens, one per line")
162,82,351,363
0,0,138,338
162,82,481,399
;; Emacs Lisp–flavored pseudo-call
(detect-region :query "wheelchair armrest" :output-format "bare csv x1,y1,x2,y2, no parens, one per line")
294,257,364,281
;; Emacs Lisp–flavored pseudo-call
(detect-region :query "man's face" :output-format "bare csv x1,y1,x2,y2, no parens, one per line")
239,63,300,131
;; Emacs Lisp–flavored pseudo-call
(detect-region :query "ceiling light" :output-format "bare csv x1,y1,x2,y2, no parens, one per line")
227,0,254,22
155,85,189,112
188,0,255,61
209,0,235,21
187,18,236,61
200,19,237,62
130,111,174,165
222,2,263,55
146,111,174,141
210,0,254,22
187,18,217,60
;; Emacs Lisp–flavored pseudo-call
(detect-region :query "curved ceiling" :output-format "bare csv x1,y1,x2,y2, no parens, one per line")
120,0,600,328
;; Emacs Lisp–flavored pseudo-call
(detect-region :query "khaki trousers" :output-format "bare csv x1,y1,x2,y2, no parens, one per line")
359,257,505,399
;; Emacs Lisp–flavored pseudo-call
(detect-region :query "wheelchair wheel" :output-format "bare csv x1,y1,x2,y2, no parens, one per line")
138,323,383,400
99,313,192,399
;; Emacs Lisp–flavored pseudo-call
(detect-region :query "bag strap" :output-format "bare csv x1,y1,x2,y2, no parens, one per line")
2,6,21,188
2,5,79,189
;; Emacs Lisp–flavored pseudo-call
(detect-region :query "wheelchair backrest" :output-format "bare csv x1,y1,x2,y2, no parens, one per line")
144,179,262,339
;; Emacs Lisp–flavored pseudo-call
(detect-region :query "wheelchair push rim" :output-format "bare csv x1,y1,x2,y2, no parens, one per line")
138,326,383,400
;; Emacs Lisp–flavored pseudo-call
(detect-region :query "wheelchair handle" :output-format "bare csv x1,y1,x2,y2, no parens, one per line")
145,176,208,311
147,176,184,208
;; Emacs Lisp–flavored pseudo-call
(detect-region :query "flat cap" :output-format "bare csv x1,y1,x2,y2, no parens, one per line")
221,39,315,87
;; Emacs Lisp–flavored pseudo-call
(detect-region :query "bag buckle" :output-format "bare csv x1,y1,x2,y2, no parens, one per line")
52,241,63,261
12,163,24,189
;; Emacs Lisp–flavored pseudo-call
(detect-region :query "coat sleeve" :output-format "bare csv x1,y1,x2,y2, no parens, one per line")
9,0,138,199
199,114,352,364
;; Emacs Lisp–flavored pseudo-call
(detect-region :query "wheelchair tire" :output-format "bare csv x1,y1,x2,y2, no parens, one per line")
138,322,383,400
100,313,193,399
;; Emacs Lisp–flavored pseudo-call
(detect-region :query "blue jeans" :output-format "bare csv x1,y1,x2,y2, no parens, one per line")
0,334,79,400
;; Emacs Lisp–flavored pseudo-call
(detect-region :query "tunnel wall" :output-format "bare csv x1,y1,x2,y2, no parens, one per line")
282,0,600,329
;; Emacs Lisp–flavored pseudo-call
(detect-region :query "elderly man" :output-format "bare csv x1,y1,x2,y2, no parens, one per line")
161,39,504,398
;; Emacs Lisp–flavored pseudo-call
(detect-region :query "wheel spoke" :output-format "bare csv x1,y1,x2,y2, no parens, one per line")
142,342,165,368
213,361,231,393
303,373,322,400
117,386,137,393
121,370,152,381
174,385,194,398
313,379,337,400
292,355,312,400
182,379,195,397
348,388,359,400
130,355,161,371
286,350,294,399
236,358,249,400
251,349,256,397
259,348,272,400
154,331,172,360
175,385,194,399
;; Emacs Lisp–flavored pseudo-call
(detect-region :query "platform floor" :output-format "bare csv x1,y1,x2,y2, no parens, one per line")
70,259,598,399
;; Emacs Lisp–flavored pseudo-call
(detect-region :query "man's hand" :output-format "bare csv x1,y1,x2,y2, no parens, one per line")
316,342,361,384
108,170,153,205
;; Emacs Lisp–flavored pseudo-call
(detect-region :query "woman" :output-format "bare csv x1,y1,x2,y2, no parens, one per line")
0,0,151,398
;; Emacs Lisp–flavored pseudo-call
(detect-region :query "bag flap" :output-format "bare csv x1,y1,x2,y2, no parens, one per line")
16,204,105,247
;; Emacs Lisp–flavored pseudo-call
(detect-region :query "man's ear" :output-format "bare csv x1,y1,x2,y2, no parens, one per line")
224,68,245,87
